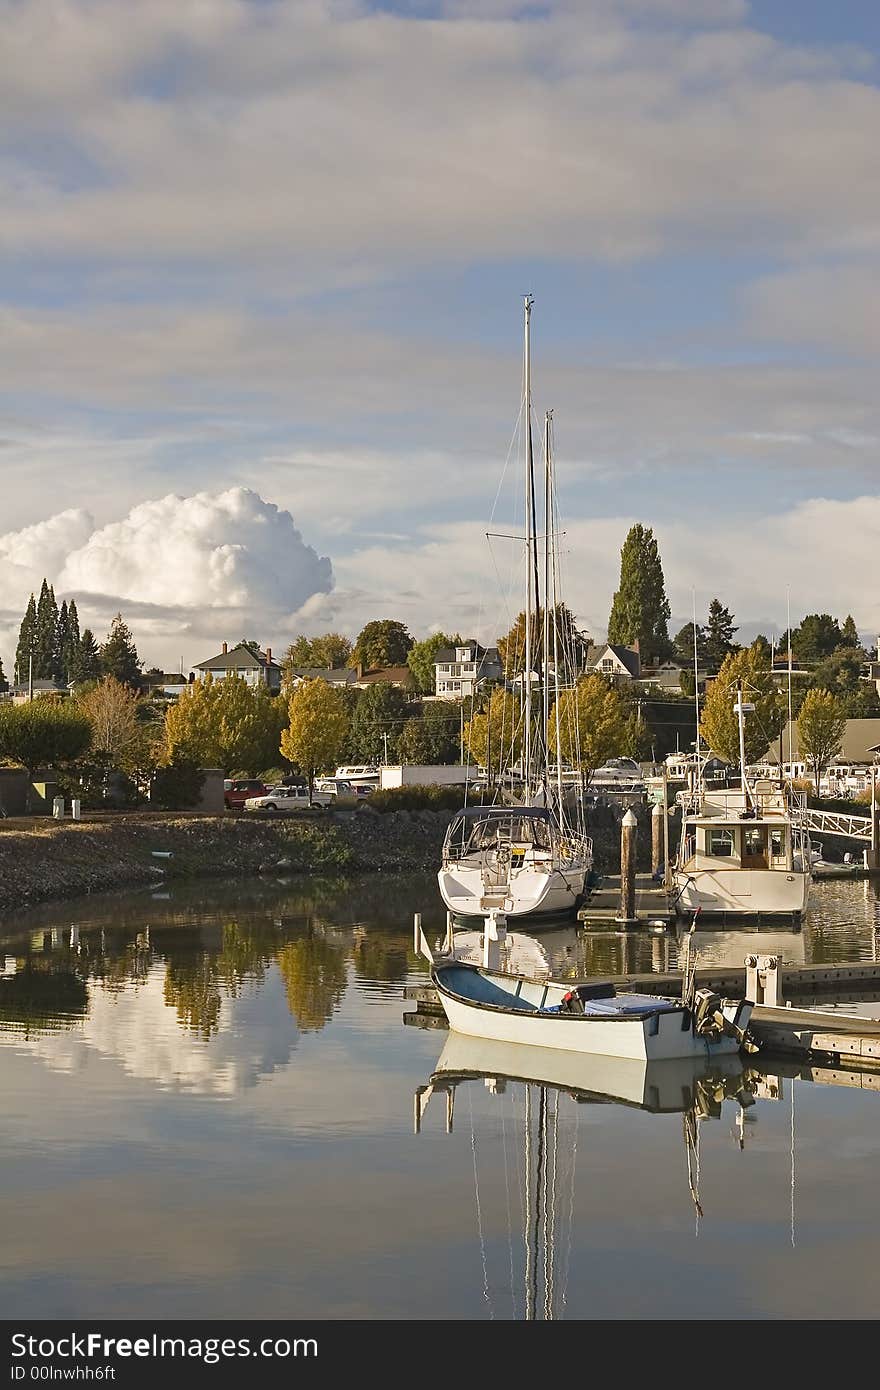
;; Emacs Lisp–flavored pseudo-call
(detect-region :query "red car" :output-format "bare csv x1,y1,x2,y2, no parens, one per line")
224,778,268,810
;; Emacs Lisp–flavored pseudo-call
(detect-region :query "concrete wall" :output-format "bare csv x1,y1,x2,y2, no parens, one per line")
195,768,226,814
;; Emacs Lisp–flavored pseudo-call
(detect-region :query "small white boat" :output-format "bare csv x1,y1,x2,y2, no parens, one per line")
430,958,755,1062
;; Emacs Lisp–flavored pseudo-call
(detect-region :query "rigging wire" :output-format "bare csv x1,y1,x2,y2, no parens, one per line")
467,1082,494,1320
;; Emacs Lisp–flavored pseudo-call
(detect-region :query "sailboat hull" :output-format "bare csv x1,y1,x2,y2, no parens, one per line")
438,863,588,920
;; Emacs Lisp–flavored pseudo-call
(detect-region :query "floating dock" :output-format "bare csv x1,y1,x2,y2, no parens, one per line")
577,873,673,928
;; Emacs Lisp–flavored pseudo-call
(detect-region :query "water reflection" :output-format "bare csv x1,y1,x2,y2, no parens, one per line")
414,1031,876,1320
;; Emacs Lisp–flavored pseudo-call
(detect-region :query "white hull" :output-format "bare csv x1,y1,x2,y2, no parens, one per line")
431,1032,747,1111
674,867,810,917
440,991,738,1060
438,862,588,919
433,965,743,1062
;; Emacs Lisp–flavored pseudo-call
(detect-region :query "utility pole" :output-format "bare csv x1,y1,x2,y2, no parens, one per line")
382,730,389,765
28,651,33,702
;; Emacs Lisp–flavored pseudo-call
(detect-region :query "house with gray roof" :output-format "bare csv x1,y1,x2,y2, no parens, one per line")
434,641,502,699
585,642,641,681
194,641,282,694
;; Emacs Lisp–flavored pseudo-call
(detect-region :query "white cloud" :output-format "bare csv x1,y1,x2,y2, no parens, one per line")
0,487,332,669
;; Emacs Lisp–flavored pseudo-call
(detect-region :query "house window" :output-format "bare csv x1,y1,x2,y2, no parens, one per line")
601,659,614,673
439,664,450,674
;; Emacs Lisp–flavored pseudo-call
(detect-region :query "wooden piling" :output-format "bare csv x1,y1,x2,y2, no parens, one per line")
651,802,663,875
618,808,637,923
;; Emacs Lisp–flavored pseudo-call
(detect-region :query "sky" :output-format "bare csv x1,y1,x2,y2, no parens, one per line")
1,0,879,674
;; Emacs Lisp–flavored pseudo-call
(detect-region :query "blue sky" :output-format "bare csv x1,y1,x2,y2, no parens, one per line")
1,0,878,668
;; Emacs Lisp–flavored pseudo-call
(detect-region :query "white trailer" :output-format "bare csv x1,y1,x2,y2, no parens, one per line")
379,765,474,790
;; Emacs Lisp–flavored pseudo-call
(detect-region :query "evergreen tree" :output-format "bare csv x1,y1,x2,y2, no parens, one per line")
99,613,142,688
0,656,7,694
840,614,860,649
32,580,59,680
72,629,102,684
64,600,82,681
15,593,37,686
703,598,738,671
55,600,70,684
607,524,672,662
673,621,707,666
792,613,842,666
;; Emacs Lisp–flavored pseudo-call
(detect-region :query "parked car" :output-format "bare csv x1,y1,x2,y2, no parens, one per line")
244,784,335,813
225,778,269,810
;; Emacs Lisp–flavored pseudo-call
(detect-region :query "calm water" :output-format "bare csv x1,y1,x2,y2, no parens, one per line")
1,873,879,1320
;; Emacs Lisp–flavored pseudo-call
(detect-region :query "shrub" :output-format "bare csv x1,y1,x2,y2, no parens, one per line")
367,784,485,813
151,755,205,810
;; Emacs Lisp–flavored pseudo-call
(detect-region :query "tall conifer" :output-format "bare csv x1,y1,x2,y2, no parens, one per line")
607,525,672,662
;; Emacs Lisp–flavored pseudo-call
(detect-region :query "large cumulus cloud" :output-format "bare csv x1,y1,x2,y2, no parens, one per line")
0,487,332,669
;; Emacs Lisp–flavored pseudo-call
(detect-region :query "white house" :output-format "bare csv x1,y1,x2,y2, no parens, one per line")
585,643,641,681
434,642,502,699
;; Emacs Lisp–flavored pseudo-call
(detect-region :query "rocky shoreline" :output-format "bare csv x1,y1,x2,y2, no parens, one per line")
0,801,662,919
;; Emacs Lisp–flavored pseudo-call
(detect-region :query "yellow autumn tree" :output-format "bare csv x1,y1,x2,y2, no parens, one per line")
164,673,286,773
548,673,629,784
462,688,523,785
699,644,782,767
280,678,349,800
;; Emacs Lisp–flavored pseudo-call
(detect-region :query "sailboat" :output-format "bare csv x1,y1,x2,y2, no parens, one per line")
438,297,593,921
672,685,812,918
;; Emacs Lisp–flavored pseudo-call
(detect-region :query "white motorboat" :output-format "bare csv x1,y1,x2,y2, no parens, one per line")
430,957,756,1062
437,297,593,921
671,692,812,918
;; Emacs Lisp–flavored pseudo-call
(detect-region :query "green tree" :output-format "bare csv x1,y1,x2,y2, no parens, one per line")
70,628,101,684
150,753,205,810
703,598,738,671
63,600,82,681
673,621,707,666
840,614,860,649
607,524,672,661
699,644,783,766
282,633,352,676
164,674,287,773
99,613,141,688
548,673,629,784
280,679,349,800
0,701,93,792
792,613,843,666
809,647,879,717
462,688,523,785
348,683,409,762
15,593,37,686
798,688,847,797
497,605,588,681
54,600,70,684
351,619,413,671
407,632,462,695
0,657,6,694
751,634,772,664
398,701,461,764
32,580,59,680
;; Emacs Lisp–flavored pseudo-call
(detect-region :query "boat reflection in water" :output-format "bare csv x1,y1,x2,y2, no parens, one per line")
415,1034,765,1320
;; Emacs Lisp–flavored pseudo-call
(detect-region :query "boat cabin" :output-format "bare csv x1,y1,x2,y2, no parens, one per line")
442,807,556,863
680,817,794,872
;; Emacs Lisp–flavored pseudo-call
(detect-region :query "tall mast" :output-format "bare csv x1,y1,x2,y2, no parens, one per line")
523,295,535,795
692,588,701,797
786,586,794,774
542,411,552,805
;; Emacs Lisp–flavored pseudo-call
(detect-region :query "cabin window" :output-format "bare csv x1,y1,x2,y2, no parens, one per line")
770,829,785,859
743,826,768,866
706,828,735,858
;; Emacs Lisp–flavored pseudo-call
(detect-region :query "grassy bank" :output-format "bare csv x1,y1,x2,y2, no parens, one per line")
0,808,453,917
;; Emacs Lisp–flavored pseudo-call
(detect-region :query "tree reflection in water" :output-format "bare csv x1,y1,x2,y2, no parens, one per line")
276,931,348,1032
